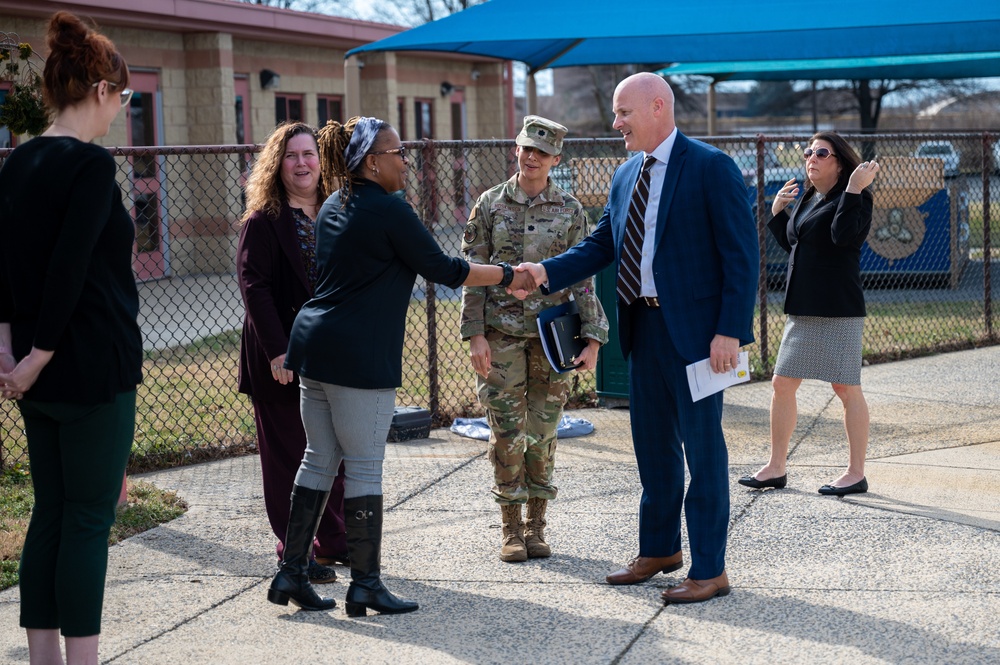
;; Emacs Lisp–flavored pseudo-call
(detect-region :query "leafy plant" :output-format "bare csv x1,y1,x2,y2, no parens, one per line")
0,33,48,137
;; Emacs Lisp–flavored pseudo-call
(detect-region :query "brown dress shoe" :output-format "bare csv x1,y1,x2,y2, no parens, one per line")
606,552,683,585
661,572,730,604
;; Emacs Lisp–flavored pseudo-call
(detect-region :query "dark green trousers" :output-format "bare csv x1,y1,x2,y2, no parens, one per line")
18,391,135,637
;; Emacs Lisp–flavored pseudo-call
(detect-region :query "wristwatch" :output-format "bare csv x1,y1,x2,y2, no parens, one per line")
496,262,514,288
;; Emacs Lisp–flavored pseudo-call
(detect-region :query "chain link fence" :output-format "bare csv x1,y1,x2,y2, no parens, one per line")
1,132,997,470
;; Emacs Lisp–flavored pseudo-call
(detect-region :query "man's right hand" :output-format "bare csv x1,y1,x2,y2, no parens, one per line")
508,262,546,299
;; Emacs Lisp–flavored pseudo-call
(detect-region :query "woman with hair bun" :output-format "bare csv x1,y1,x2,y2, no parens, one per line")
0,11,140,664
267,116,533,616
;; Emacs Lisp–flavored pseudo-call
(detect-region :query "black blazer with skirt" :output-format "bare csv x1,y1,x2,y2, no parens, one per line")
768,187,873,318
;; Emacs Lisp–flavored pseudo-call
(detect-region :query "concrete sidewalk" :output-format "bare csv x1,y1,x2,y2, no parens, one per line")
1,346,998,664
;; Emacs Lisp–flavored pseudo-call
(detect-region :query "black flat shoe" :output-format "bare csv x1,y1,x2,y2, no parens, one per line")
818,477,868,496
738,474,787,489
307,560,338,584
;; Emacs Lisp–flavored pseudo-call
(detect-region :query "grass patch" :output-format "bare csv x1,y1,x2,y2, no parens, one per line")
0,469,187,591
2,297,996,468
967,201,1000,250
139,329,254,472
748,298,993,377
400,298,598,423
2,328,257,471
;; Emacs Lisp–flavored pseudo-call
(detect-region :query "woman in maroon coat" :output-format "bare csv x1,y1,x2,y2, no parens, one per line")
237,122,348,581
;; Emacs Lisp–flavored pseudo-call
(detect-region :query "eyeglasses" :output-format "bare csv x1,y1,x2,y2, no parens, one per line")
92,81,135,108
371,146,407,159
803,147,836,160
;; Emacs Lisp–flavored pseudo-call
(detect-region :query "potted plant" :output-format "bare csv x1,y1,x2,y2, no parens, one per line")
1,32,48,138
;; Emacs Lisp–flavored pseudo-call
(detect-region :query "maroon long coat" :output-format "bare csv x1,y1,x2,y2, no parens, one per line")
237,202,312,403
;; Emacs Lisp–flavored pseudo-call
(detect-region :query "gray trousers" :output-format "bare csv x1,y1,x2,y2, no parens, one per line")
296,377,395,499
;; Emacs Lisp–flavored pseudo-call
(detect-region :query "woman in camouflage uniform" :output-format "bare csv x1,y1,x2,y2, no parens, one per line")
462,116,609,562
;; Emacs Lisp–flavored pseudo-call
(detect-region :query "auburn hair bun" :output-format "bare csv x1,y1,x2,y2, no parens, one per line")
42,11,128,112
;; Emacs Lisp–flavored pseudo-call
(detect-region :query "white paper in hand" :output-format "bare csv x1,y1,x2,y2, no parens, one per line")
686,351,750,402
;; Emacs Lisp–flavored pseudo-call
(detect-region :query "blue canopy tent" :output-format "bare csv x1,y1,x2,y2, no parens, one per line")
347,0,1000,118
655,52,1000,132
658,52,1000,82
348,0,1000,71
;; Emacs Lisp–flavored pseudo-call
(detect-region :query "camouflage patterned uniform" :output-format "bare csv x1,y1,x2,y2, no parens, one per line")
461,174,608,505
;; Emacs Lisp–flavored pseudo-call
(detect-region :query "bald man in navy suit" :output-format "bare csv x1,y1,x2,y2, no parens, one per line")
515,73,758,604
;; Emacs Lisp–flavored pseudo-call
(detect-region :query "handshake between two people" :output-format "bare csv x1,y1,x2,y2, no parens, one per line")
504,262,547,300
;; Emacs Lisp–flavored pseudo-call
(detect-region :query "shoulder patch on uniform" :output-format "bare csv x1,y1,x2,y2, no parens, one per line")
463,222,478,244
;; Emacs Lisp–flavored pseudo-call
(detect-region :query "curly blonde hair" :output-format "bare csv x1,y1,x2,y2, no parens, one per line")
242,122,326,223
317,116,391,203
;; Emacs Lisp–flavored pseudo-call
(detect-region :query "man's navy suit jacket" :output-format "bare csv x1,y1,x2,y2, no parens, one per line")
543,132,759,363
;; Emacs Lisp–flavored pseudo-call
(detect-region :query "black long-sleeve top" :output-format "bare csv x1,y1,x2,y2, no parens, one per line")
0,137,142,403
286,180,469,389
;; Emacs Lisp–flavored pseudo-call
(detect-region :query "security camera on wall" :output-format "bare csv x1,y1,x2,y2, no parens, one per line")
260,69,281,90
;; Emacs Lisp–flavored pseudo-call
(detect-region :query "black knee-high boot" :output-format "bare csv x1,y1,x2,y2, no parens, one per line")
267,485,336,611
343,495,419,617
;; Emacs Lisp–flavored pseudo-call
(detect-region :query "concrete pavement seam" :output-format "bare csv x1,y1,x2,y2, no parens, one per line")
609,604,666,665
103,577,267,664
386,451,486,511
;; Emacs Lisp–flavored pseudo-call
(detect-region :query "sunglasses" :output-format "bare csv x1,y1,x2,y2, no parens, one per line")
371,146,408,159
92,81,135,108
803,147,836,160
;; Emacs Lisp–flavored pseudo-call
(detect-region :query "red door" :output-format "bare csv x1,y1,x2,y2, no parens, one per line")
449,89,470,224
235,75,252,184
127,71,167,280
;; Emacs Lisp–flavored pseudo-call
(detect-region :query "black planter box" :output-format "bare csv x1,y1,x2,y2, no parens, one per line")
387,406,431,442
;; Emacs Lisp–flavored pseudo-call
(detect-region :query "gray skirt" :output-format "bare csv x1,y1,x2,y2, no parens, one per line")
774,315,864,385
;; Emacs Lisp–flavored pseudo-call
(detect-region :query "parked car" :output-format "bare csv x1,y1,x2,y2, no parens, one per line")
728,147,800,190
727,148,802,287
913,140,961,178
993,140,1000,175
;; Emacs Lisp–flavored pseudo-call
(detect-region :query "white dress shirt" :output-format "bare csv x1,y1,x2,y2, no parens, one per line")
638,128,677,297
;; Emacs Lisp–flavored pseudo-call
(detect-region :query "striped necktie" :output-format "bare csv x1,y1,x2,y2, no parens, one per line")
616,155,657,305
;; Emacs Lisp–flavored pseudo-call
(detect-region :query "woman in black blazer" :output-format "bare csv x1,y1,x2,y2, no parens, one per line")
739,132,879,496
237,122,348,585
0,12,141,663
266,116,530,615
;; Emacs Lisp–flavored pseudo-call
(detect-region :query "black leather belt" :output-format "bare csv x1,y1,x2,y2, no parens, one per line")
639,296,660,308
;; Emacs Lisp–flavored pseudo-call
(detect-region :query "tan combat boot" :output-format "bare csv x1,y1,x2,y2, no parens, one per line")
499,504,527,562
524,497,551,558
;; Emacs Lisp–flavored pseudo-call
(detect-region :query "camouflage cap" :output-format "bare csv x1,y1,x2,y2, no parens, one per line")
515,115,568,156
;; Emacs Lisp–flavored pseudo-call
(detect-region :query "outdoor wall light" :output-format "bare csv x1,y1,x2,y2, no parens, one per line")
470,69,481,81
440,81,455,97
260,69,281,90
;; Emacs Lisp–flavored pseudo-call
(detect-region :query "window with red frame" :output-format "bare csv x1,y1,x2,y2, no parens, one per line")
414,99,433,140
275,94,303,124
317,95,343,126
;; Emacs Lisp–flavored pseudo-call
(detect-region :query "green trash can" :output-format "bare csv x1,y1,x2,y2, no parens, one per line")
595,264,630,406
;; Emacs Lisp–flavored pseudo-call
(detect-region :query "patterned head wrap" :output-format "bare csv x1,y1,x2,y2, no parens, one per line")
344,117,384,173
